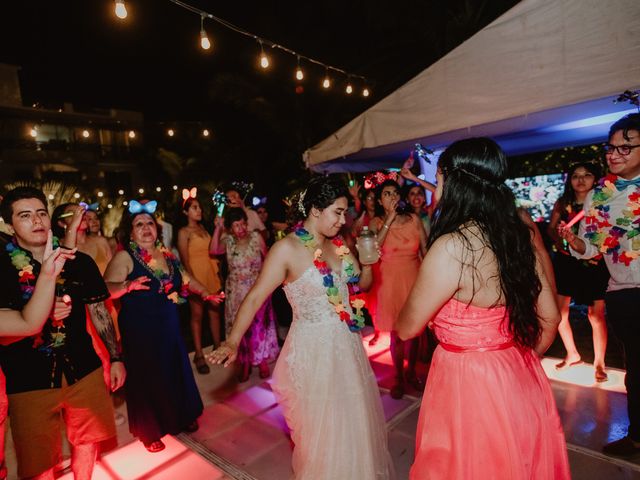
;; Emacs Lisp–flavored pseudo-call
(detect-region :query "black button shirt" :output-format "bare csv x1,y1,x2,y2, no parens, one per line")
0,249,109,394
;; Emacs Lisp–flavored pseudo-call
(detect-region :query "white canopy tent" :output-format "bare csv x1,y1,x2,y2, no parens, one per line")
304,0,640,173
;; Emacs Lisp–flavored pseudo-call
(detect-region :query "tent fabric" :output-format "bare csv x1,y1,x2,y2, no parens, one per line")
305,0,640,172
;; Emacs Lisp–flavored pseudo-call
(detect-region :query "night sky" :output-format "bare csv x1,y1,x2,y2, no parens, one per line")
1,0,519,191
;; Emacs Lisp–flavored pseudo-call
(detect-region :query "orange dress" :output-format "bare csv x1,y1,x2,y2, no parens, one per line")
411,298,570,479
187,233,222,293
374,215,422,332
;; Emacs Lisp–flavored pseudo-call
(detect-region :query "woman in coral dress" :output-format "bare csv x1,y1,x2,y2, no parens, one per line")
396,138,570,479
371,179,426,399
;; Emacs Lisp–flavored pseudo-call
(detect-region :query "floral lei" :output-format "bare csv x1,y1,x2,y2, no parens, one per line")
584,174,640,265
6,237,67,350
294,225,366,331
129,240,190,304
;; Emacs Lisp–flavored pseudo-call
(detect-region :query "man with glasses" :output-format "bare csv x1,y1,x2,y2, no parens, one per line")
560,113,640,458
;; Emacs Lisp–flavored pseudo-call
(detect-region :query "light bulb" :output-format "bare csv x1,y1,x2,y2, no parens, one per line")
200,30,211,50
322,77,331,89
118,189,124,195
167,129,175,137
156,186,162,192
346,84,353,94
114,0,127,19
123,201,128,206
82,129,90,138
260,53,270,69
48,194,55,200
138,188,144,194
363,87,370,97
30,128,37,138
295,67,304,81
203,129,210,137
128,130,136,138
73,193,80,199
107,204,113,209
172,185,178,190
97,191,104,198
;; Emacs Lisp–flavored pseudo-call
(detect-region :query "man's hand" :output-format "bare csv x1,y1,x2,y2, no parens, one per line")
50,297,72,324
109,362,126,391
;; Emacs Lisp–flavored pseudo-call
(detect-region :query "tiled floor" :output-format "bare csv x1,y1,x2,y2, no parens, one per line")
5,331,640,479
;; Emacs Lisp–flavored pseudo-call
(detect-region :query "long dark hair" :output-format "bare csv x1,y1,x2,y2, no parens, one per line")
429,137,541,349
557,162,602,209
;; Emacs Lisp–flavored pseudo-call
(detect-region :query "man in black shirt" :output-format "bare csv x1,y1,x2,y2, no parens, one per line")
0,187,125,480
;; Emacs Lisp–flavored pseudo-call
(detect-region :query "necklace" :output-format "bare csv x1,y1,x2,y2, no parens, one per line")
585,174,640,265
294,225,365,331
129,240,190,303
6,237,67,350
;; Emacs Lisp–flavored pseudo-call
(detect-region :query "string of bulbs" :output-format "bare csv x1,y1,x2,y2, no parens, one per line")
113,0,372,97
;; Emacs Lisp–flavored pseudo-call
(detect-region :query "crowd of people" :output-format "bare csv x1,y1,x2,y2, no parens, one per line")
0,112,638,478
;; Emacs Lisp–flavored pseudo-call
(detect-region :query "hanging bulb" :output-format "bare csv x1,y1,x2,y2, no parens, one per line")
346,83,353,95
322,77,331,89
128,130,136,139
199,15,211,50
114,0,128,19
202,129,210,137
258,42,270,69
295,56,304,81
167,129,175,137
362,87,370,97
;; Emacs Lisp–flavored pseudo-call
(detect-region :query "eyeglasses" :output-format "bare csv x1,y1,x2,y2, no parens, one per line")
603,143,640,156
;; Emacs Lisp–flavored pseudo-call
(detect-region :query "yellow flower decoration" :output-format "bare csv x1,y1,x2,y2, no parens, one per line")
167,292,180,303
334,303,345,313
335,245,350,257
351,298,365,310
314,248,323,260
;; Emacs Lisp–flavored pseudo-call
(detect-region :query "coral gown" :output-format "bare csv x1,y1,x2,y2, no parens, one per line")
273,266,394,479
411,298,570,480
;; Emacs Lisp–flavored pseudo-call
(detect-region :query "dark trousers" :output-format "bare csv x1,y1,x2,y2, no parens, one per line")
605,288,640,441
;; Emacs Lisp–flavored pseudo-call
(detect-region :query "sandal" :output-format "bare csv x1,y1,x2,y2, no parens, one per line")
390,382,405,400
184,420,199,433
368,332,380,346
193,355,210,375
555,359,582,371
258,361,270,379
595,366,609,383
144,439,165,453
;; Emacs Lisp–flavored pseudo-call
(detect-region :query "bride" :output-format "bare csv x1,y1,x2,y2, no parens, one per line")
209,176,394,479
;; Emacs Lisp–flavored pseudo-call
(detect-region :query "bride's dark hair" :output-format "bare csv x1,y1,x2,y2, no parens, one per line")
288,175,349,223
429,137,541,348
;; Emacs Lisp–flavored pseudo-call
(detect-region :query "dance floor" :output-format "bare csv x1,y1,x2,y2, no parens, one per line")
5,331,640,479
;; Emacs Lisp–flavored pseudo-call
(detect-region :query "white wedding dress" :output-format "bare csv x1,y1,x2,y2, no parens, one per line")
273,266,394,479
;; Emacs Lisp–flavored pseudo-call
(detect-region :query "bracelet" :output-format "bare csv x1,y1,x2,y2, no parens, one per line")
110,355,124,363
382,224,390,229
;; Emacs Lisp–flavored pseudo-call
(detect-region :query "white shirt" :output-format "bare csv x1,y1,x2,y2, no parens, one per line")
570,179,640,292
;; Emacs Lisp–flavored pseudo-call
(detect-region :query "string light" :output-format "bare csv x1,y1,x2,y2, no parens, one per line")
118,189,125,195
128,130,136,138
322,68,331,89
107,203,113,209
295,56,304,81
138,188,145,194
362,87,370,97
73,193,80,199
167,128,175,137
161,0,370,96
114,0,128,19
156,186,162,192
203,129,210,137
82,129,90,138
30,127,38,138
97,191,104,197
123,200,129,206
173,185,179,190
259,41,270,69
346,82,353,95
48,194,55,200
199,14,211,50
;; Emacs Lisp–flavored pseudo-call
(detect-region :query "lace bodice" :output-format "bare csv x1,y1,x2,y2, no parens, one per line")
283,266,352,327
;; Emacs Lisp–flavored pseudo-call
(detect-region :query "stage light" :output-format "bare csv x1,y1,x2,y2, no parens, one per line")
128,130,136,139
259,42,270,69
346,83,353,95
114,0,128,19
167,129,175,137
82,129,90,138
363,87,370,97
200,15,211,50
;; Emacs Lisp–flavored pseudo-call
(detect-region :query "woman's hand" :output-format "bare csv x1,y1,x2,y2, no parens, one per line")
207,340,238,368
67,205,85,231
214,216,225,229
400,166,417,182
383,199,399,224
348,180,361,200
203,291,225,305
125,276,151,293
40,230,76,279
51,296,72,323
